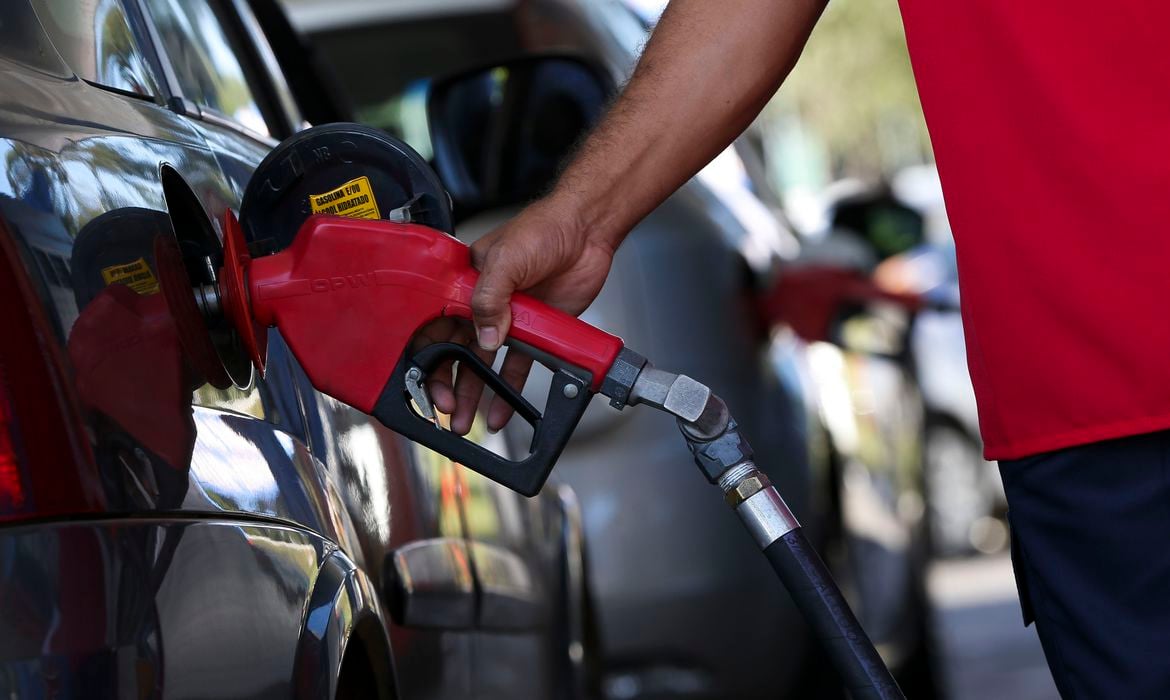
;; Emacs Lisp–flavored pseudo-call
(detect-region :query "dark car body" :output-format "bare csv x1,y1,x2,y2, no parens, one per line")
0,1,584,698
291,0,939,697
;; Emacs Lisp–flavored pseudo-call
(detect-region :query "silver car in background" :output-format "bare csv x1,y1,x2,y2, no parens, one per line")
284,0,939,696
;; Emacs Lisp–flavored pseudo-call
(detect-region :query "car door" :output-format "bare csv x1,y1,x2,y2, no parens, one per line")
455,432,563,699
0,1,397,696
138,1,480,695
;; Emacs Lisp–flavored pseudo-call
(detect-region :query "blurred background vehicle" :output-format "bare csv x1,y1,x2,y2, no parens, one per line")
285,0,940,697
803,171,1008,558
0,1,588,697
887,166,1008,558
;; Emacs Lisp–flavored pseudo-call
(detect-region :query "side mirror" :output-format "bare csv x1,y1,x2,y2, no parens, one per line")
830,190,925,262
427,55,613,214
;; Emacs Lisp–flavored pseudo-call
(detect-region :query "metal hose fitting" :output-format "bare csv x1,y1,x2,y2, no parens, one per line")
717,463,771,506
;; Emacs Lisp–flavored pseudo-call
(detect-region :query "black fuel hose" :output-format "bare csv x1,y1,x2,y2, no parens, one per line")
677,396,904,698
764,527,904,700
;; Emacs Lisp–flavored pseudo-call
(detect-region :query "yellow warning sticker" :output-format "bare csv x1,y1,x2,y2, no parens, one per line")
101,257,159,295
309,175,381,220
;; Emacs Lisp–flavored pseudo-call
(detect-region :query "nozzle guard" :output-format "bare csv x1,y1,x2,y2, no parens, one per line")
219,209,267,374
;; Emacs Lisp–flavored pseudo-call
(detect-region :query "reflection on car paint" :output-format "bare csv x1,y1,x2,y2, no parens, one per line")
338,422,393,541
0,520,333,698
29,0,162,98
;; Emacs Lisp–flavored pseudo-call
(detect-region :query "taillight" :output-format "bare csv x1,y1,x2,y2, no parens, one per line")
0,364,25,511
0,216,99,522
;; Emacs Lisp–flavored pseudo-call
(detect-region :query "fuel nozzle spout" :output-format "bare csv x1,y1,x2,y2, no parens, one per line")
191,280,221,321
155,208,267,390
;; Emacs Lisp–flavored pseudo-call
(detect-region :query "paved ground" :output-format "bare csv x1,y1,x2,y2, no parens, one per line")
929,554,1059,700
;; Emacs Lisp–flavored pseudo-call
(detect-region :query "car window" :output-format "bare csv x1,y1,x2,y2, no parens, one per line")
30,0,161,98
356,80,432,159
141,0,270,136
623,0,667,26
591,0,655,58
311,11,522,151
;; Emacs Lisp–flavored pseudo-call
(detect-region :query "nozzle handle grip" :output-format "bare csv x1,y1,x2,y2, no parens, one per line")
443,281,623,392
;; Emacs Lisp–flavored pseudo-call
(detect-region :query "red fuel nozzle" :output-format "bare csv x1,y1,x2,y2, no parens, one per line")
213,213,626,496
231,214,623,414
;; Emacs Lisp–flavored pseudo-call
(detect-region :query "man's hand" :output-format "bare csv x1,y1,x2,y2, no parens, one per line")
426,0,826,437
427,197,615,434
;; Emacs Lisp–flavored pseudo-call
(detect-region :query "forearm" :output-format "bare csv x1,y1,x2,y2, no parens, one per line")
551,0,827,250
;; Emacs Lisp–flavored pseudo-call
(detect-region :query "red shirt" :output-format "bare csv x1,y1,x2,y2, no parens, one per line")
897,2,1170,459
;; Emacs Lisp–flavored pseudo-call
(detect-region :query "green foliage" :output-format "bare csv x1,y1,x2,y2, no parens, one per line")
767,0,932,178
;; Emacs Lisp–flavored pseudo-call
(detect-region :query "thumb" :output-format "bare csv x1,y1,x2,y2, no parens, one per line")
470,247,519,351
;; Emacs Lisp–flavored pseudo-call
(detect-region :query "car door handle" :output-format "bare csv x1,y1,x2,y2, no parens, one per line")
469,542,546,632
384,538,546,632
384,537,476,630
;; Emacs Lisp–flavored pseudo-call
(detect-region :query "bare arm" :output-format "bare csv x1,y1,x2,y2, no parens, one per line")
548,0,828,254
437,0,828,434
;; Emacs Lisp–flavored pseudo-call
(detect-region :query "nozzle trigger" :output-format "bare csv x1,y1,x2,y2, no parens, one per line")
404,365,437,423
372,342,594,496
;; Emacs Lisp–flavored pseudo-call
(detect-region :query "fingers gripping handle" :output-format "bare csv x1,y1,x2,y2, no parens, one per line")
394,271,620,495
372,343,594,496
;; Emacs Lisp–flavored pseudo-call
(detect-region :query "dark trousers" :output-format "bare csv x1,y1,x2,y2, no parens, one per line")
1000,430,1170,699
